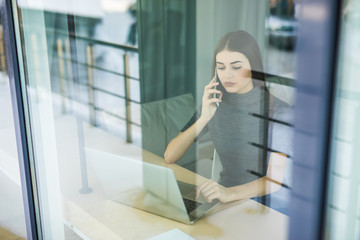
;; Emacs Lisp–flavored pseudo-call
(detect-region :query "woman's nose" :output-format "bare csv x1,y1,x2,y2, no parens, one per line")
225,70,233,78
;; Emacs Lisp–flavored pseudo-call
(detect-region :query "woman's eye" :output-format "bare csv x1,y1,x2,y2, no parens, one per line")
217,67,225,70
233,66,242,70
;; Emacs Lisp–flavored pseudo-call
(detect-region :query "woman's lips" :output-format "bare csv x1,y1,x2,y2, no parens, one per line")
224,82,236,87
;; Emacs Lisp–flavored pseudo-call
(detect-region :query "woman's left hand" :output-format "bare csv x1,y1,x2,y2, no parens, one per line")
195,180,231,203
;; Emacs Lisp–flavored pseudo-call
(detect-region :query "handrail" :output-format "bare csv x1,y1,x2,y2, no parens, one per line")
56,55,140,81
51,92,141,127
46,28,138,52
50,73,141,104
265,72,294,87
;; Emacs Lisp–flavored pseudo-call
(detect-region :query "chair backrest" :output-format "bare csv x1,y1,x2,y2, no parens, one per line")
211,149,223,182
141,93,196,167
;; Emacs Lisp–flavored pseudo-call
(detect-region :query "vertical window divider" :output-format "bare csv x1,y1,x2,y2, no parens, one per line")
0,0,41,239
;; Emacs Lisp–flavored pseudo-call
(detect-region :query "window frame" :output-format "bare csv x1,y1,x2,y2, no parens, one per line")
1,0,343,239
1,0,41,239
289,0,342,239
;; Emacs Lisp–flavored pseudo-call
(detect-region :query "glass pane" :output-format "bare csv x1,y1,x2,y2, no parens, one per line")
12,0,298,239
0,19,27,239
325,1,360,239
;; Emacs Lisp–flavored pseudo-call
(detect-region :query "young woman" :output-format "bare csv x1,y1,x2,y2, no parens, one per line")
164,30,293,207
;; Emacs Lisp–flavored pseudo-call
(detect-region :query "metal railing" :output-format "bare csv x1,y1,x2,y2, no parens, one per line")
49,28,139,143
5,26,297,147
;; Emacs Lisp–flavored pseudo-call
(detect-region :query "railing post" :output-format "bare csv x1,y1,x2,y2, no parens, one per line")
86,44,96,126
65,39,74,113
123,52,132,143
0,26,7,75
56,39,66,114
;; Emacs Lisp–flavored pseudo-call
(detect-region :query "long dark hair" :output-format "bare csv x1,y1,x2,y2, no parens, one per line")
211,30,266,94
211,31,270,190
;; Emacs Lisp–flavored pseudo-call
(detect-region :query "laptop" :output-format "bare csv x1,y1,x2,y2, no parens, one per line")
85,147,220,224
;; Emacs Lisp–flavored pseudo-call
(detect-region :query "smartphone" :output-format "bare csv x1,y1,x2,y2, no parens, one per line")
213,69,219,107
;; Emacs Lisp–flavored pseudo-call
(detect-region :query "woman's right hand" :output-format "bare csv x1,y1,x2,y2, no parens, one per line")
164,78,221,164
200,78,222,122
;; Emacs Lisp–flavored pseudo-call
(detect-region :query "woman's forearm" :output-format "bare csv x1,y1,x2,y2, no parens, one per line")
164,117,209,164
226,176,282,202
226,152,287,202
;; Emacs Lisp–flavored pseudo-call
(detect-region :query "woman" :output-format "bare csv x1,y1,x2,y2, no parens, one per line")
164,30,292,206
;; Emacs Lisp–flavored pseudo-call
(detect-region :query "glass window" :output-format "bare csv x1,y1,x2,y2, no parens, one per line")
325,1,360,239
12,0,298,239
0,18,27,239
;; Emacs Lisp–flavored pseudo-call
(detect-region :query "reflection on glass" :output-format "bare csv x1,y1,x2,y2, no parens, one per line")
12,0,296,239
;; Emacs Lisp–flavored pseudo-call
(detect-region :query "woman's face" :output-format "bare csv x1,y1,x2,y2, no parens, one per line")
216,50,253,94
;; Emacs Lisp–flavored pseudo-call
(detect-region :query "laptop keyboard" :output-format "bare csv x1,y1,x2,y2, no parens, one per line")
183,198,202,214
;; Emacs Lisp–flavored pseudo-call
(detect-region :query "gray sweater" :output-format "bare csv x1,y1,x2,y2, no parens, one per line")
182,86,293,188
